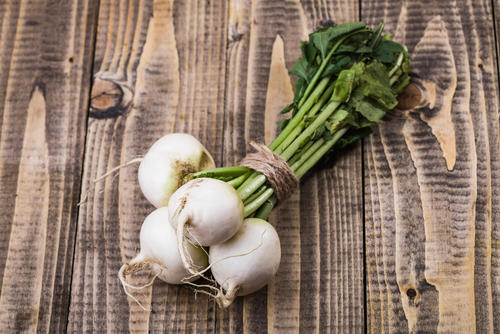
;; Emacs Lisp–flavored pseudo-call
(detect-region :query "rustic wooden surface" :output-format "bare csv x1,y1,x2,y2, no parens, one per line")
0,0,499,333
0,1,99,332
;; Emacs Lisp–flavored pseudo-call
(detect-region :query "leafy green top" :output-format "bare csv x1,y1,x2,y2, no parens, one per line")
281,22,410,150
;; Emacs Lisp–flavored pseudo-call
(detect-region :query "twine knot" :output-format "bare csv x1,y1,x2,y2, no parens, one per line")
240,142,298,201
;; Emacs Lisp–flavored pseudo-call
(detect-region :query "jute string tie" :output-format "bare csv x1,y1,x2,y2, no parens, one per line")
240,142,298,201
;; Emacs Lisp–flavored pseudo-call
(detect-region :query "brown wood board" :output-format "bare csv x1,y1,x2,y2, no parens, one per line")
0,0,99,332
68,0,365,332
67,0,226,332
220,0,363,333
362,0,500,332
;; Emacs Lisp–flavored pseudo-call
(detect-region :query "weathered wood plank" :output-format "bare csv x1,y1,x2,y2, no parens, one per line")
492,5,500,333
221,0,363,333
362,0,500,332
495,0,500,85
70,0,365,332
0,0,98,332
67,0,228,332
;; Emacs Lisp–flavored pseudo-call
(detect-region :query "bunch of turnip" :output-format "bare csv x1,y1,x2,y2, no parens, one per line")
118,134,281,309
117,21,410,309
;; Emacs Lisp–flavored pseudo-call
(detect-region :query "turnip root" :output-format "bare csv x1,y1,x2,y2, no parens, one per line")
168,178,244,274
138,133,215,208
119,207,208,309
209,218,281,308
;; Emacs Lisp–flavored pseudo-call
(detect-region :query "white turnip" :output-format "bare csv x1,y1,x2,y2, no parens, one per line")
209,218,281,308
168,178,244,274
118,207,208,309
138,133,215,208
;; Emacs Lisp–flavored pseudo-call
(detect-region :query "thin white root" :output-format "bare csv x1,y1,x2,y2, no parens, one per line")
176,218,200,276
191,288,219,299
121,283,149,311
184,230,266,280
118,262,159,312
183,228,216,284
93,157,143,183
182,232,267,309
215,284,239,309
182,280,221,293
181,271,217,286
186,227,210,258
186,281,239,308
78,157,143,205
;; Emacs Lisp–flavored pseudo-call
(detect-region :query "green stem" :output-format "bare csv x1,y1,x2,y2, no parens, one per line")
281,101,341,160
290,138,325,171
190,166,251,179
227,171,252,188
243,188,274,217
297,29,368,108
391,74,409,93
389,52,404,77
369,23,384,48
237,172,257,190
288,141,314,166
243,185,268,205
389,74,400,86
295,127,349,178
274,123,304,155
274,83,334,155
215,176,238,182
307,84,335,117
254,195,277,220
269,77,331,151
237,173,267,201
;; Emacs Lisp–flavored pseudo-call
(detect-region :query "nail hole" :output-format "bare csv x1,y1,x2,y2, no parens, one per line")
68,57,74,63
478,63,483,69
406,288,417,298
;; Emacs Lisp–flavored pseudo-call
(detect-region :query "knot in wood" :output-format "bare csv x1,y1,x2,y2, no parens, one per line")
240,142,298,201
397,83,422,110
406,288,417,299
90,74,133,118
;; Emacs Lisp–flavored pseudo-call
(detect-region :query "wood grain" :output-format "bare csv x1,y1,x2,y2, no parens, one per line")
493,6,500,333
1,0,499,333
362,0,500,332
221,0,363,333
67,0,228,332
0,0,98,333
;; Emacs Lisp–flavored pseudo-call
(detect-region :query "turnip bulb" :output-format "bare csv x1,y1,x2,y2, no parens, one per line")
168,178,244,273
209,218,281,308
118,207,208,309
168,178,244,246
138,133,215,208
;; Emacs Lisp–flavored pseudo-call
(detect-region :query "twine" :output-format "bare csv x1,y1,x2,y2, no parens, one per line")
240,142,298,201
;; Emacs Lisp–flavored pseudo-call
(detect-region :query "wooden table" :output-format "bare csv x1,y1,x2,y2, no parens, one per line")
1,0,499,333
